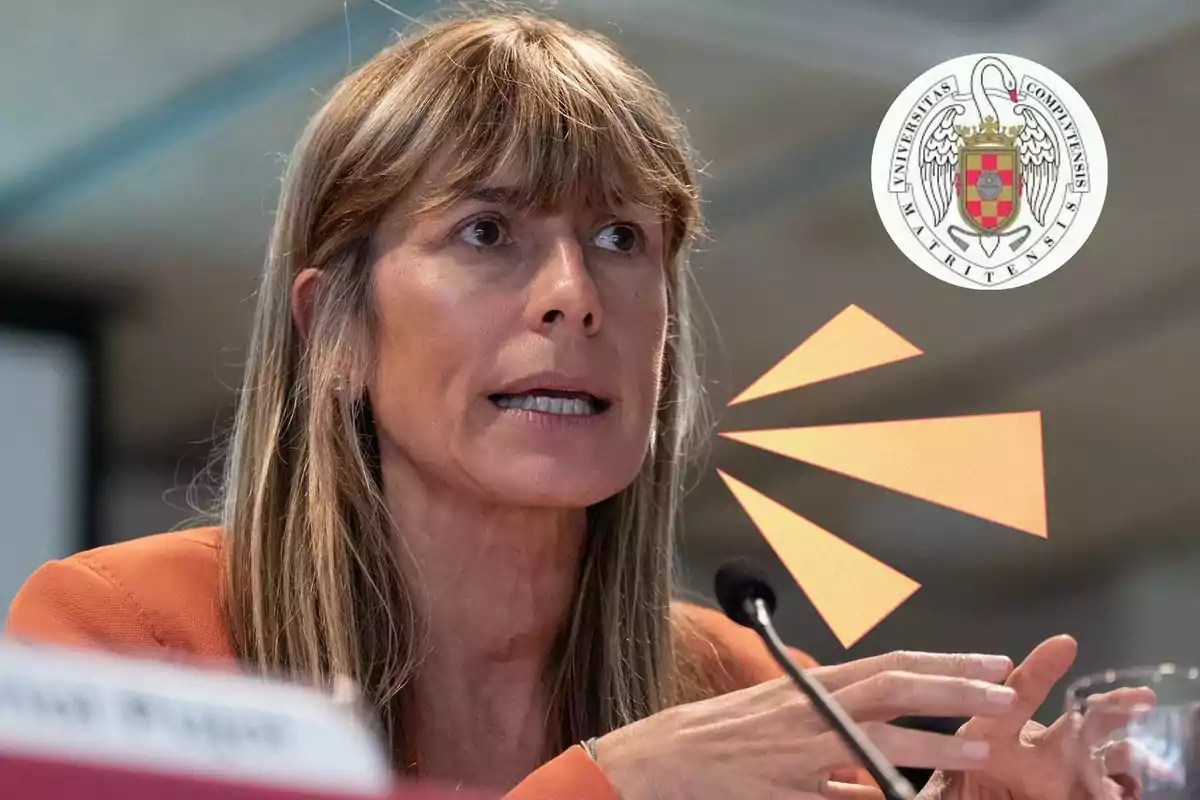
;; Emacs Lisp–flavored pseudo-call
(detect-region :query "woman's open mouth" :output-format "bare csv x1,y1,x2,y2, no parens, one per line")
488,390,611,416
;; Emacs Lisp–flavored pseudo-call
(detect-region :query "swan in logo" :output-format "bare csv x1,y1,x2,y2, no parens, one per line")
920,57,1060,257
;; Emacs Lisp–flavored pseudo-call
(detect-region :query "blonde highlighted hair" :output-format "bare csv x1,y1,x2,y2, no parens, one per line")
220,9,706,772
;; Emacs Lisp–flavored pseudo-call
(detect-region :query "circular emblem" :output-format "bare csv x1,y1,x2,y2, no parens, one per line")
871,54,1107,290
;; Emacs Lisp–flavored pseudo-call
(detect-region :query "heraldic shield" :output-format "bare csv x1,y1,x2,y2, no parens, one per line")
957,145,1021,233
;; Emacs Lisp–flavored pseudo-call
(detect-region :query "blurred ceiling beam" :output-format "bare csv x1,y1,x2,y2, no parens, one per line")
704,127,875,223
0,0,426,232
564,0,1200,84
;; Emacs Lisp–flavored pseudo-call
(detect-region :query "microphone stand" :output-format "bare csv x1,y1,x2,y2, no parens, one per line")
742,597,917,800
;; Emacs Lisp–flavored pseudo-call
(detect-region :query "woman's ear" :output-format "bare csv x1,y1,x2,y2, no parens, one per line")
291,268,322,343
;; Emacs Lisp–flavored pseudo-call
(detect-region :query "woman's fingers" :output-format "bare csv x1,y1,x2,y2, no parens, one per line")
1080,687,1156,746
988,634,1078,738
812,723,993,772
831,671,1018,721
810,650,1012,692
1037,687,1158,797
1081,703,1156,759
1040,688,1153,758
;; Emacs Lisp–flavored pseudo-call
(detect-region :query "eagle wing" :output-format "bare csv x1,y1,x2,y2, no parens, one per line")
920,104,965,227
1014,104,1060,226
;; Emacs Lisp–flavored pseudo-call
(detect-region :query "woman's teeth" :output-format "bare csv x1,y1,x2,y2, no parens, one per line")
493,394,598,415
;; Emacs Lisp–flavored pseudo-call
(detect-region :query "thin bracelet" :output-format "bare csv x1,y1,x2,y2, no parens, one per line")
581,737,599,761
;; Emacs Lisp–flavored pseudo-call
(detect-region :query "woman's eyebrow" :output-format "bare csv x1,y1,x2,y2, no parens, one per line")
467,186,522,205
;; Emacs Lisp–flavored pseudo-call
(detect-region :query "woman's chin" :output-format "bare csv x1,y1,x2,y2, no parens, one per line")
474,459,639,509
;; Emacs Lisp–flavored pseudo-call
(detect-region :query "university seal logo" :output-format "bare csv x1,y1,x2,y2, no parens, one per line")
871,54,1107,290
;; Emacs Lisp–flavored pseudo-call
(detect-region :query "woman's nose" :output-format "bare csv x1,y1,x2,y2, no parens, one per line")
526,237,603,336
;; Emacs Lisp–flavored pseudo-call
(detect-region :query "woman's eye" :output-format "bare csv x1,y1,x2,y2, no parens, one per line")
594,223,642,255
458,217,509,248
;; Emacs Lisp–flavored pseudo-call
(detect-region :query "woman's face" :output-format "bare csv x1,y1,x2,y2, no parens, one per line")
365,181,669,509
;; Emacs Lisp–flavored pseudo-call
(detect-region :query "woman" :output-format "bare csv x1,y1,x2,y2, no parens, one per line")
4,10,1148,799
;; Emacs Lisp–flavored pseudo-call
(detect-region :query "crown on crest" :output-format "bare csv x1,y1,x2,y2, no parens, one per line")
955,116,1023,147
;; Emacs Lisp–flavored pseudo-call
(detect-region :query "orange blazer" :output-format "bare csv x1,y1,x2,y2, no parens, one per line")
4,527,868,798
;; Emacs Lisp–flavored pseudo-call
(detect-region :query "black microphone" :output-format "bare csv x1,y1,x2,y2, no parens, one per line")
714,558,916,800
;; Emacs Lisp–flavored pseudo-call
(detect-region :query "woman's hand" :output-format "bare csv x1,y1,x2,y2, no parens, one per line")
921,635,1156,800
594,649,1021,799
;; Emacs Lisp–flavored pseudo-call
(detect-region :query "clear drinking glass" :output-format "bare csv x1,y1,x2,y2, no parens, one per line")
1065,664,1200,799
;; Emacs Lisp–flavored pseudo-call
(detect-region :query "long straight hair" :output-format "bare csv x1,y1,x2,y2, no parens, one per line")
220,10,706,772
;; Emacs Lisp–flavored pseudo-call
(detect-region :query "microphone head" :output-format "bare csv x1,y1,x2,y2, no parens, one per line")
714,558,777,627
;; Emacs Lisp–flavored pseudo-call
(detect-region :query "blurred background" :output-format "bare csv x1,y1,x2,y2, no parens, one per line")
1,0,1198,746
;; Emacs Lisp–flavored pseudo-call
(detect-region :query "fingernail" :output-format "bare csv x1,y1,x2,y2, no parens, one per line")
978,655,1012,672
987,686,1017,705
960,740,990,760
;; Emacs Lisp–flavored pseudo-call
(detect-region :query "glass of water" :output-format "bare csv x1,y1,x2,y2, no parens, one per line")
1065,664,1200,799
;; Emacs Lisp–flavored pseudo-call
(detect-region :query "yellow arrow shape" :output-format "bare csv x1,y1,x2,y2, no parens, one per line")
729,305,923,406
717,470,921,648
722,412,1047,538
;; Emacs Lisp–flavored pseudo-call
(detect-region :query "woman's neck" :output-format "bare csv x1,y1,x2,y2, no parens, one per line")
381,459,586,787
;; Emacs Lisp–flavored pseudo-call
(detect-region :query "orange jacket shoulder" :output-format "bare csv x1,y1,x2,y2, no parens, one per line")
3,526,232,660
5,529,803,684
672,600,817,694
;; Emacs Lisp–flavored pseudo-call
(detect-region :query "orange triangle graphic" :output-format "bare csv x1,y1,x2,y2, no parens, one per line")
717,470,920,648
728,305,923,406
721,412,1047,537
